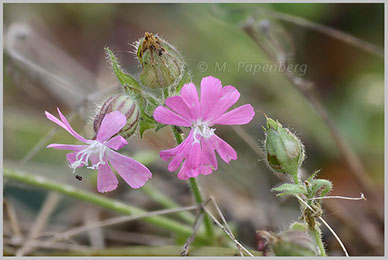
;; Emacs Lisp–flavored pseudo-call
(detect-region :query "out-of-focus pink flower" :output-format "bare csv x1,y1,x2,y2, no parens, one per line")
46,108,152,193
154,76,255,179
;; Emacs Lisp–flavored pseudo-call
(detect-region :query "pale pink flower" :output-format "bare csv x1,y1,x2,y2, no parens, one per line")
46,108,152,192
154,76,255,179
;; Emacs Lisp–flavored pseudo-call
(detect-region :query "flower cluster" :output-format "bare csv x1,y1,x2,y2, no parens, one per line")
47,76,254,191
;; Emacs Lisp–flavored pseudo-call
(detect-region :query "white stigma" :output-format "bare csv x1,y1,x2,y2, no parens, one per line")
192,121,215,143
70,141,107,173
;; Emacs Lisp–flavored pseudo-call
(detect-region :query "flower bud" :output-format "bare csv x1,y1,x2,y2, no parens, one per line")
94,93,139,139
255,230,278,256
273,231,318,256
136,32,185,89
264,117,305,180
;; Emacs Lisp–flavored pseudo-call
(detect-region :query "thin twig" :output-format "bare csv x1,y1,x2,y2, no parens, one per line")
83,206,105,249
295,195,349,257
5,238,92,252
4,200,23,240
203,200,253,257
210,197,244,257
43,204,200,246
307,193,366,201
256,8,384,58
16,192,61,256
181,209,205,256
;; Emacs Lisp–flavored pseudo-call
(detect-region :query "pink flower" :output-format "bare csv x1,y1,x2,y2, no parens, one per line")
45,108,152,193
153,76,255,179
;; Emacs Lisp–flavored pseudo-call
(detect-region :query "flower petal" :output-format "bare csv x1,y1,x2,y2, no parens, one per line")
200,137,218,174
177,160,198,180
97,159,119,193
165,96,193,121
161,130,194,172
203,85,240,124
47,143,88,151
106,135,128,150
175,138,202,180
160,144,183,162
45,109,89,143
211,104,255,125
153,106,191,127
107,150,152,189
209,134,237,163
200,76,222,119
163,132,194,171
185,141,202,170
181,83,201,120
96,111,127,142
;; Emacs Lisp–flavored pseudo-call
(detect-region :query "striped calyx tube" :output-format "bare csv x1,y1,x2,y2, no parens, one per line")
94,93,139,139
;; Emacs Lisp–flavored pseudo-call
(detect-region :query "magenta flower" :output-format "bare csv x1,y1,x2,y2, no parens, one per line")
154,76,255,179
45,108,152,192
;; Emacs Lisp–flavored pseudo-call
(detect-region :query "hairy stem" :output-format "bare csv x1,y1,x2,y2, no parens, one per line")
292,170,300,184
311,227,326,256
171,126,215,244
3,168,208,243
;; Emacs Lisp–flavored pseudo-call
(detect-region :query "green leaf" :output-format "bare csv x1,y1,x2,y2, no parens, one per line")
105,47,142,97
310,179,332,197
139,112,157,137
137,97,158,138
306,169,321,182
272,183,306,196
155,123,167,132
143,93,160,116
105,47,160,138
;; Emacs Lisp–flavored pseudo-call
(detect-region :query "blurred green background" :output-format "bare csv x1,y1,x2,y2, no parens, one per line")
3,3,384,256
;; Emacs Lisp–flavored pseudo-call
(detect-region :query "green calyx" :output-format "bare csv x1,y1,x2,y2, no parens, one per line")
137,32,185,90
264,117,305,181
272,230,318,256
94,93,140,139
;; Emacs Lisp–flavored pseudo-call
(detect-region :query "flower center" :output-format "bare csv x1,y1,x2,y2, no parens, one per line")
70,141,107,173
192,121,215,143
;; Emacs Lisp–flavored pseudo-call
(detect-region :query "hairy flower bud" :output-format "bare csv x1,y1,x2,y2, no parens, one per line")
136,32,185,89
273,231,318,256
256,231,278,256
264,117,305,181
94,93,139,139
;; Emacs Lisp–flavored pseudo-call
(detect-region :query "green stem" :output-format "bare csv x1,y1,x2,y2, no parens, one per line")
311,227,326,256
3,168,208,243
171,126,215,244
292,173,300,184
188,177,215,242
291,169,300,184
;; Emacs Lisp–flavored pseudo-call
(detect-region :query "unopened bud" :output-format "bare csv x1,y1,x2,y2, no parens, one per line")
94,93,139,139
264,117,305,181
137,32,185,89
273,231,318,256
255,230,278,256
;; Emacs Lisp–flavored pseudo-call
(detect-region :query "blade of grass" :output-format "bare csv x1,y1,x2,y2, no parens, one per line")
3,168,208,243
